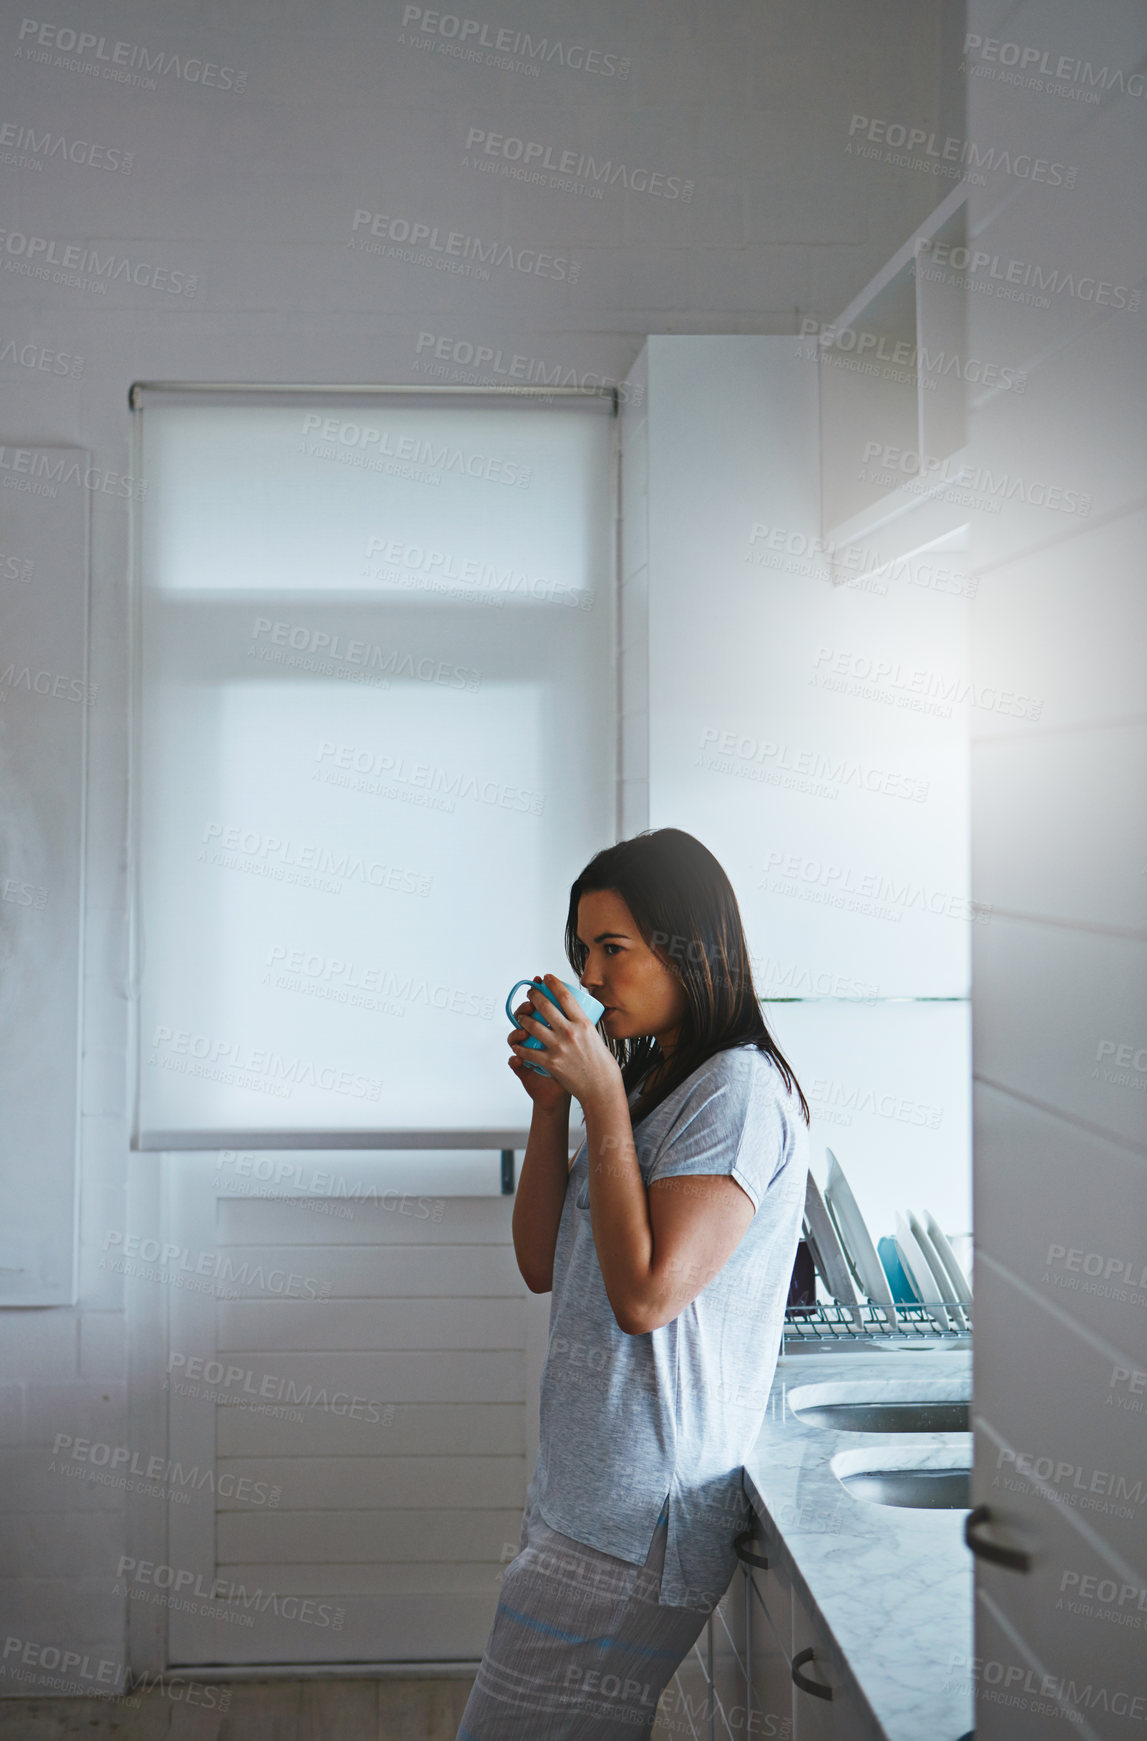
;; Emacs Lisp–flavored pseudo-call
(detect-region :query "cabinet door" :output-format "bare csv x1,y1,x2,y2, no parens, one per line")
653,1618,711,1741
747,1560,793,1740
711,1570,747,1738
790,1581,880,1741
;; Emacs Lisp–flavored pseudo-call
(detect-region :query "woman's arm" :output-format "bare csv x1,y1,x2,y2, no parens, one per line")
511,1097,573,1293
508,977,757,1332
582,1075,755,1335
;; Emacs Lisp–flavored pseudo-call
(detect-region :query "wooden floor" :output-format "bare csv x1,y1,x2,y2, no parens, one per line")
0,1663,707,1738
0,1677,478,1740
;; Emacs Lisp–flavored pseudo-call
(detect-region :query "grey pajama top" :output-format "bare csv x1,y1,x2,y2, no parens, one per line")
528,1041,808,1609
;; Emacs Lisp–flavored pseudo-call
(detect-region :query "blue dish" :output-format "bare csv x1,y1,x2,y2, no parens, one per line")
877,1235,921,1304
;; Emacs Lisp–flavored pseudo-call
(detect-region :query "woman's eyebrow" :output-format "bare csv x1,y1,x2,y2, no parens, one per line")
576,931,630,945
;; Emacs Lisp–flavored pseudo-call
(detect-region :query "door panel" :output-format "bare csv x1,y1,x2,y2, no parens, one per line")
165,1152,550,1663
790,1580,880,1741
711,1573,746,1738
748,1562,793,1740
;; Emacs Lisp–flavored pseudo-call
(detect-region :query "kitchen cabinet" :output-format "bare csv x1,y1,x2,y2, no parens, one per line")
790,1581,881,1741
659,1624,710,1740
710,1569,746,1738
741,1525,794,1740
664,1462,967,1734
730,1523,884,1741
742,1348,974,1741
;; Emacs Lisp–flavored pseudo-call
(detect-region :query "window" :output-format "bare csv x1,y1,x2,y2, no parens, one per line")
131,389,617,1138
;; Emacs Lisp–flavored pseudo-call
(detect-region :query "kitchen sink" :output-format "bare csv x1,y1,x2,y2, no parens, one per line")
787,1379,971,1438
837,1466,971,1508
793,1399,969,1433
832,1445,973,1510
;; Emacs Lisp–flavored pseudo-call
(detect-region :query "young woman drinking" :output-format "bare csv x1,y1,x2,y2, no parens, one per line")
457,827,810,1741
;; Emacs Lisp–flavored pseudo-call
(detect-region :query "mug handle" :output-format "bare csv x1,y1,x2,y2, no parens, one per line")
505,979,542,1027
506,978,552,1078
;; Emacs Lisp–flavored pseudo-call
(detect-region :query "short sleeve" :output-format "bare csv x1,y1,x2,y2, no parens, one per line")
643,1050,794,1213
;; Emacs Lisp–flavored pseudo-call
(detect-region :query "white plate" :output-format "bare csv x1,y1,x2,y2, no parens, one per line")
894,1214,953,1333
823,1149,897,1331
924,1211,973,1307
803,1169,863,1324
908,1211,968,1332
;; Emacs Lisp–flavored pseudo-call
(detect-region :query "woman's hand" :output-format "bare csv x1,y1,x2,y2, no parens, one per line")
507,982,572,1113
508,974,622,1110
507,1004,570,1114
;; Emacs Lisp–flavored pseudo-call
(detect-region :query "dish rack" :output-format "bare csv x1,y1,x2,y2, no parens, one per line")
784,1299,971,1342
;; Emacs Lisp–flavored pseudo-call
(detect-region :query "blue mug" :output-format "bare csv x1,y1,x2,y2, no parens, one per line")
505,978,606,1077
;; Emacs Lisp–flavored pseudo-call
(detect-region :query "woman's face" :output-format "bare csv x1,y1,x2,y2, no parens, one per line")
576,888,689,1052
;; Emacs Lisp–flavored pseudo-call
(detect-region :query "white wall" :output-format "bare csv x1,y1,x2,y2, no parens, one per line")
0,0,959,1683
625,335,971,1249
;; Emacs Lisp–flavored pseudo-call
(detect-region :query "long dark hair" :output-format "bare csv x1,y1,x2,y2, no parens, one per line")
563,828,810,1127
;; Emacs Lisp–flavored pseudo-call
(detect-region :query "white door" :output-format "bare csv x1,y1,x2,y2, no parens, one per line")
163,1149,551,1664
962,5,1147,1734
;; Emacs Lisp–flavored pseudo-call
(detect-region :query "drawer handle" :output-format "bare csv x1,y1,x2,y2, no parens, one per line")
964,1504,1032,1573
792,1646,834,1701
733,1528,769,1569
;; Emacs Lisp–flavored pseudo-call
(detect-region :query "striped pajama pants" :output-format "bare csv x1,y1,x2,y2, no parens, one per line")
456,1497,714,1740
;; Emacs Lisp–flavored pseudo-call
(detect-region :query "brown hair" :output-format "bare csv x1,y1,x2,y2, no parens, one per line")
564,827,810,1127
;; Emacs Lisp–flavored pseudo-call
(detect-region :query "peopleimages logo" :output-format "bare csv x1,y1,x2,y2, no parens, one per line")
412,330,642,402
917,239,1140,312
0,657,97,703
15,19,248,91
0,120,132,172
350,208,579,282
0,337,83,375
115,1559,344,1630
798,319,1026,391
859,442,1091,516
0,229,197,294
697,726,930,804
811,645,1043,722
463,128,693,200
847,114,1078,187
51,1435,281,1507
1,1635,232,1709
302,414,531,487
962,32,1147,100
399,7,630,78
149,1023,383,1102
0,444,143,500
250,616,481,690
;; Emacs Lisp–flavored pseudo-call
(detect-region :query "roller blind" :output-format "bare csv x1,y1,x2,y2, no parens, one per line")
132,395,617,1138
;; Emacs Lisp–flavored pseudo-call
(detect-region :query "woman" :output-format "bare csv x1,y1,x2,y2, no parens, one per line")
457,828,810,1740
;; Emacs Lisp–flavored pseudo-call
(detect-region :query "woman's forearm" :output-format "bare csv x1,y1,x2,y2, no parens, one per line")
582,1078,657,1333
511,1097,573,1292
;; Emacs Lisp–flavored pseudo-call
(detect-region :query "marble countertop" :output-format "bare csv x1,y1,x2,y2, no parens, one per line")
742,1343,974,1741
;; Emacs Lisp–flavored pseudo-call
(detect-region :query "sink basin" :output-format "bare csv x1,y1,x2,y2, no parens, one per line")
793,1400,969,1433
837,1466,971,1508
786,1379,971,1438
832,1444,973,1510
